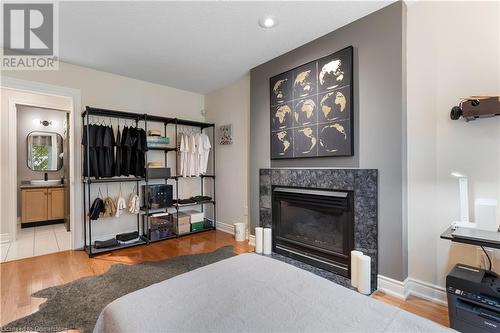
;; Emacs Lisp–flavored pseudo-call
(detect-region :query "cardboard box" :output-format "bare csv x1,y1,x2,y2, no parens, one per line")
175,223,191,235
182,209,204,223
172,212,190,225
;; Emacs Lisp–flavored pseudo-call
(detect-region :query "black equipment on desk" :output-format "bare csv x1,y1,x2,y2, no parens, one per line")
447,264,500,332
142,184,172,209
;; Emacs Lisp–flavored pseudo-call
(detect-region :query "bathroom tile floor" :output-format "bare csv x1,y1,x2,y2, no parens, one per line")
0,224,71,263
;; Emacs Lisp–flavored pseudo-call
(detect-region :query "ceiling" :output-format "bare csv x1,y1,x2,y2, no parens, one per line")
59,1,393,94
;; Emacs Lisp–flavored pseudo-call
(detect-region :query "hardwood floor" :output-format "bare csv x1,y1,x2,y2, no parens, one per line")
372,291,449,327
1,230,449,331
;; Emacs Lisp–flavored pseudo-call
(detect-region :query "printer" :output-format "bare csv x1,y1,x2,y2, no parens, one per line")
447,264,500,332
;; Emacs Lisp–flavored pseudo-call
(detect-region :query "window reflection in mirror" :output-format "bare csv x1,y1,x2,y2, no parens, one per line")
27,131,63,171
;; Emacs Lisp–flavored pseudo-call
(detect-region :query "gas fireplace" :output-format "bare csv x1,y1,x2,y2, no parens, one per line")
272,186,354,277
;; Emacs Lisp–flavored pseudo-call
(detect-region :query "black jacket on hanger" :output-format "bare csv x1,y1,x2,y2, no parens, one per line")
121,126,133,176
114,127,122,177
89,197,105,220
82,124,100,178
95,125,106,178
102,125,115,177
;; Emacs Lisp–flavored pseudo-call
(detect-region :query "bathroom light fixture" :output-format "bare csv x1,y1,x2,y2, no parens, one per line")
451,172,469,222
258,16,278,29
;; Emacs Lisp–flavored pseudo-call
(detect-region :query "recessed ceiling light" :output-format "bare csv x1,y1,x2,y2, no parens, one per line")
259,16,278,29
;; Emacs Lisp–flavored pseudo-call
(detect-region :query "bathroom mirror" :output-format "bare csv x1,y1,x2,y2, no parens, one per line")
27,131,63,171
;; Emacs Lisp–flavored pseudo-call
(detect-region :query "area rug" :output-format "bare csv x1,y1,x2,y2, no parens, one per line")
1,246,235,333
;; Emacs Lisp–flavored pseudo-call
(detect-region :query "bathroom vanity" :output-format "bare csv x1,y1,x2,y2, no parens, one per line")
20,184,65,225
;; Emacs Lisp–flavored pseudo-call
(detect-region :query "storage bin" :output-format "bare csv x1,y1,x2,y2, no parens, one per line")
191,222,205,232
146,167,171,179
183,209,204,223
149,213,174,241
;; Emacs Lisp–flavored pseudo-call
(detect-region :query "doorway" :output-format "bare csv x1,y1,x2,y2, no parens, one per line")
0,79,82,263
8,106,72,261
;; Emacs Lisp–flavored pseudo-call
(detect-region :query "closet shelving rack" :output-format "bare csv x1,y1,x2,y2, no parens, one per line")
82,106,216,257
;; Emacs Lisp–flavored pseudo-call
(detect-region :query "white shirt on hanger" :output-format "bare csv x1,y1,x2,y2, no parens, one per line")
200,133,212,174
188,133,197,177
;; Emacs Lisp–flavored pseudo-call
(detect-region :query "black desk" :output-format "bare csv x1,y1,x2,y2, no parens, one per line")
440,226,500,250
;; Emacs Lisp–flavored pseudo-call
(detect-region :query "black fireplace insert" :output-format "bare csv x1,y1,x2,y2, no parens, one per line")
272,186,354,277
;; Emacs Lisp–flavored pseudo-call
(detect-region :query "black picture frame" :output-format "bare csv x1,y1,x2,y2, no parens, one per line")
270,46,354,160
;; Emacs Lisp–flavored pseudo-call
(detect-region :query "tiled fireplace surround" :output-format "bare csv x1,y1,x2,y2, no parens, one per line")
259,168,378,292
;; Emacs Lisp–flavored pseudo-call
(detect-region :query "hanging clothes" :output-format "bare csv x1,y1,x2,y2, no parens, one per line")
96,125,106,178
121,126,133,176
177,131,211,177
102,125,115,177
115,196,126,217
114,127,122,177
102,196,117,218
89,197,105,220
179,133,188,177
82,124,100,178
200,133,212,174
128,193,140,214
188,133,197,177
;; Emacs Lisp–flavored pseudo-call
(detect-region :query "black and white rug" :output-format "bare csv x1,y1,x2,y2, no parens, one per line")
1,246,235,333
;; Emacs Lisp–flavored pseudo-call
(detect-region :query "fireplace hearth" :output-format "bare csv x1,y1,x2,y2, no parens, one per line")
272,187,354,277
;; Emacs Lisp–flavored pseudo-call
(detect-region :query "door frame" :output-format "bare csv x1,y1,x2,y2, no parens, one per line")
2,77,82,249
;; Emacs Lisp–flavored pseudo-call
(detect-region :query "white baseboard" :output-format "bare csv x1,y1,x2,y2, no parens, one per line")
377,275,447,306
0,233,10,244
406,278,447,305
377,275,410,300
216,221,234,235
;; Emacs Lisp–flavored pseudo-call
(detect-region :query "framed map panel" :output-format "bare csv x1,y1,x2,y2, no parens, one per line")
270,46,354,159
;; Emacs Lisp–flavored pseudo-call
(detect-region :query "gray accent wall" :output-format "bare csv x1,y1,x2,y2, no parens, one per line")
250,2,407,280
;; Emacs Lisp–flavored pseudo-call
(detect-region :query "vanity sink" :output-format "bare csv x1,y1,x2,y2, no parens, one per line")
30,180,61,186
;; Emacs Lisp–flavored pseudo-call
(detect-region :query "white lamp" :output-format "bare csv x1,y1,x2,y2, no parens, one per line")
451,172,469,222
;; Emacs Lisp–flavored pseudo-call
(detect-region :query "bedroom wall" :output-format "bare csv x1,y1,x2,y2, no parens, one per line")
250,2,407,280
407,0,500,289
205,74,251,235
1,62,205,245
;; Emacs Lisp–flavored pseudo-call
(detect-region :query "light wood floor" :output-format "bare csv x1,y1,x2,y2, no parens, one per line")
1,230,449,331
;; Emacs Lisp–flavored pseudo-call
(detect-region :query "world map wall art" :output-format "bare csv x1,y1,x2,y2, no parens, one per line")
270,46,354,159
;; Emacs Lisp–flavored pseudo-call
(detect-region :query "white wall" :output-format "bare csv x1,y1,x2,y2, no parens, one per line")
205,74,250,235
1,61,205,245
407,0,500,289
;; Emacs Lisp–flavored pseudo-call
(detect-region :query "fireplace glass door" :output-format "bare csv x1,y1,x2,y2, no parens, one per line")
272,187,354,276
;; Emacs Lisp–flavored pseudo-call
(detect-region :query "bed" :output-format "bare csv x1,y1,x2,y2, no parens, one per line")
94,253,453,332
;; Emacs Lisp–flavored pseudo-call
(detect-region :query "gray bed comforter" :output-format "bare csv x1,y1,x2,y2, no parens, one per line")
94,253,453,332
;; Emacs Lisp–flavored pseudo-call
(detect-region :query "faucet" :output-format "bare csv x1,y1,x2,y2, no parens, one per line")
44,173,48,181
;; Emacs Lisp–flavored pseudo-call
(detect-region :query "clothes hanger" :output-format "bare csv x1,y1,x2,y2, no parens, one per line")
97,186,103,198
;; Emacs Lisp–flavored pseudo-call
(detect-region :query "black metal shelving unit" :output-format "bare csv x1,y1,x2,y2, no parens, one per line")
142,114,216,243
81,106,216,256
